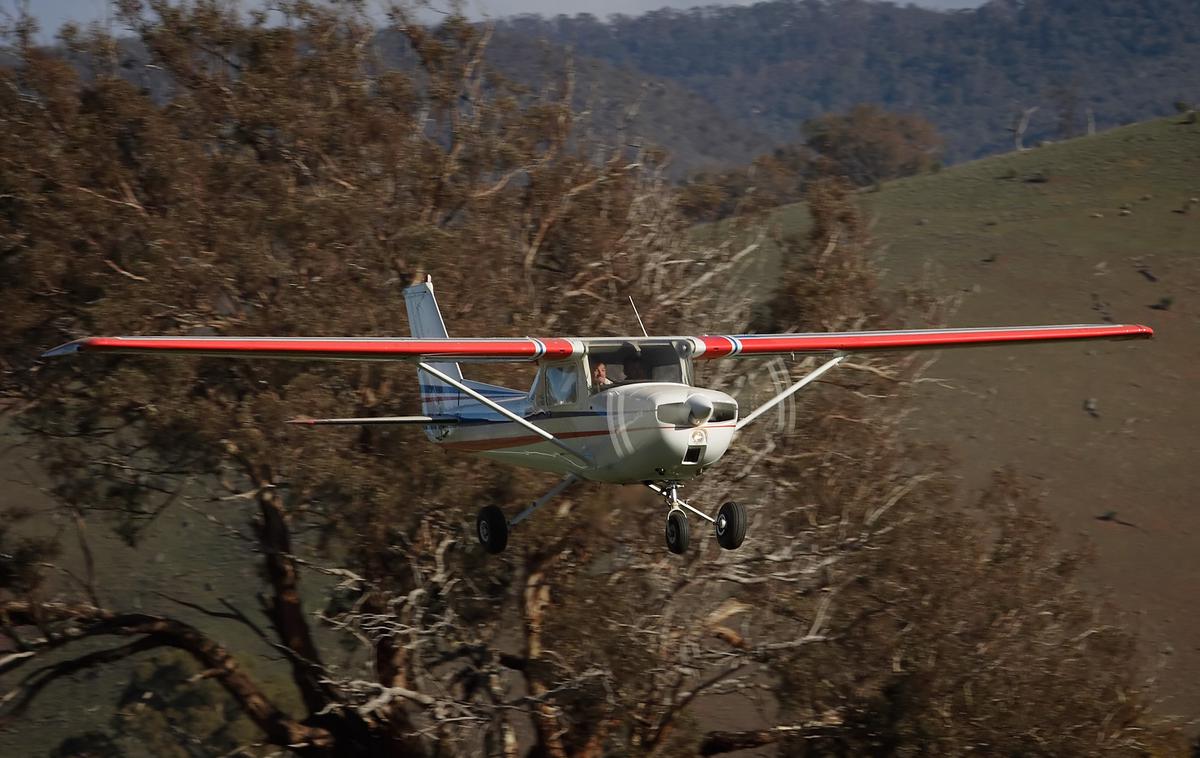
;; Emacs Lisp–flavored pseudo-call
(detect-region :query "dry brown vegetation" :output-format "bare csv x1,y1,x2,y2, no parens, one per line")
0,2,1179,756
677,106,944,223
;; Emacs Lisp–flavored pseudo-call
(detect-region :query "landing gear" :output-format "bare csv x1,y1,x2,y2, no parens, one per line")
715,501,747,550
477,505,508,554
646,482,748,554
665,509,690,554
475,474,579,554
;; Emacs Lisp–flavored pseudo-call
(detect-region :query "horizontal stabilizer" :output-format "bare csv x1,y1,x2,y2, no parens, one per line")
287,415,460,426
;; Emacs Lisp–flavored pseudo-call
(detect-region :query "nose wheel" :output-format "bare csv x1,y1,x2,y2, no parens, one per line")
648,482,747,554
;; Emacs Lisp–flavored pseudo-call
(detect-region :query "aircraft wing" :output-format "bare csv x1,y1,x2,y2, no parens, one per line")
43,324,1152,363
691,323,1153,358
42,336,578,362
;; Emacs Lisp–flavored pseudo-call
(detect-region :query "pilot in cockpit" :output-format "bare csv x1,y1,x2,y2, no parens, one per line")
591,361,614,390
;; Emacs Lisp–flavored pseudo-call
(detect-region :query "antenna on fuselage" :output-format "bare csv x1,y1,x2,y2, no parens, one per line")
629,296,649,337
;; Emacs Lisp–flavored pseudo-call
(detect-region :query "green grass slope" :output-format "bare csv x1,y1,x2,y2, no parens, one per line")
762,115,1200,726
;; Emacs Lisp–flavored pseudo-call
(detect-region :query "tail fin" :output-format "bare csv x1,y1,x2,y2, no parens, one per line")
404,276,464,416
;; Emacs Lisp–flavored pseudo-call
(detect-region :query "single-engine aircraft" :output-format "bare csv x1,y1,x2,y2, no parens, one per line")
43,277,1153,555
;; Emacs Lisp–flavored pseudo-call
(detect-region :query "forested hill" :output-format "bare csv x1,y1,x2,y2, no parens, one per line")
497,0,1200,165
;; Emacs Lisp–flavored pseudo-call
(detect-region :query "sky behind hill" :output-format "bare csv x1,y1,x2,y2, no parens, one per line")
27,0,986,39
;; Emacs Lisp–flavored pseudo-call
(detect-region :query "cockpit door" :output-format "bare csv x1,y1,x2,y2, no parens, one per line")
532,359,586,412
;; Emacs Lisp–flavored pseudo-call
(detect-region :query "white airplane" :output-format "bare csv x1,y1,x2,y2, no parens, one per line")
43,277,1153,555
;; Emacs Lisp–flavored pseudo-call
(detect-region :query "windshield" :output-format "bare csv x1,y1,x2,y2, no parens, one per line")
588,342,688,393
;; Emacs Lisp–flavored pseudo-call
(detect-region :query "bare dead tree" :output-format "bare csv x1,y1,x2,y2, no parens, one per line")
1009,105,1038,151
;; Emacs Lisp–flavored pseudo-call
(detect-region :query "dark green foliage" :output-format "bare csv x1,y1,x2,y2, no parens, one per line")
0,508,58,595
498,0,1200,164
49,731,122,758
112,653,259,757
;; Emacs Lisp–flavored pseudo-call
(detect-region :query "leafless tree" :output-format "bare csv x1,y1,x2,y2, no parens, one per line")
1009,105,1038,151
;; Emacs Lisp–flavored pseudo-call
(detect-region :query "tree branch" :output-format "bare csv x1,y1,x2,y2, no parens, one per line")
0,602,332,749
242,465,337,714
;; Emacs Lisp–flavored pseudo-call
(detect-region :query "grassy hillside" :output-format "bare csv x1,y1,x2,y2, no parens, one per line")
756,114,1200,724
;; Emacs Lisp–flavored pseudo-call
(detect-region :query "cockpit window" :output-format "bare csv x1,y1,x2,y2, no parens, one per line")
544,364,578,405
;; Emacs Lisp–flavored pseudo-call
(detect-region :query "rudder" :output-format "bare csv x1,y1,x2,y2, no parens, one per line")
403,276,464,416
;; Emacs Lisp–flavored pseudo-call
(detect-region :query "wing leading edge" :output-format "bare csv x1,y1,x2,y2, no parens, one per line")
692,323,1152,358
43,324,1152,363
42,336,578,362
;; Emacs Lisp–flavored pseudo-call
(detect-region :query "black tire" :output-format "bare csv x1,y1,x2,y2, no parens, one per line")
477,505,509,554
715,501,747,550
665,509,690,555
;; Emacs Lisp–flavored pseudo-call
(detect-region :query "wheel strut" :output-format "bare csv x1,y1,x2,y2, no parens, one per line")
477,474,579,555
646,482,748,552
645,482,715,524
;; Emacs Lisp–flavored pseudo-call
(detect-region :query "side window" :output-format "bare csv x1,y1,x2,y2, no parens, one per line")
650,362,682,383
544,365,578,406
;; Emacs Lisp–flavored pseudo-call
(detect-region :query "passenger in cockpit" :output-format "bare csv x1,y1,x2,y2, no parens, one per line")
623,357,648,381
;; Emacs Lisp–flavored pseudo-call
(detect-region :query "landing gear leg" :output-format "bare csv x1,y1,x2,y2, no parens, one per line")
476,474,579,554
646,482,714,555
645,482,748,553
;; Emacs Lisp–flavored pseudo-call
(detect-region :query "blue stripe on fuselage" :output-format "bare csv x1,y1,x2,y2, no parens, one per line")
419,384,525,397
439,409,609,425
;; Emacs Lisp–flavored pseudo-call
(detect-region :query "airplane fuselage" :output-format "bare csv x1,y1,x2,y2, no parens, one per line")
429,382,738,483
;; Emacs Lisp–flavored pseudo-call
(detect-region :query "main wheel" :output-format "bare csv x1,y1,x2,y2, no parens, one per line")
477,505,509,554
715,501,747,550
665,509,690,554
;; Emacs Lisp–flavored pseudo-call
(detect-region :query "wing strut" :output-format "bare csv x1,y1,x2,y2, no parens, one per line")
736,354,845,431
416,362,591,466
287,415,460,426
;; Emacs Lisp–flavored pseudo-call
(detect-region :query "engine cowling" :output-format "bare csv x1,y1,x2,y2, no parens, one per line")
657,393,737,427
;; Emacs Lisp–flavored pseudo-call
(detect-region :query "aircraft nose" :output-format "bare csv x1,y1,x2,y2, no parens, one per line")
684,393,714,427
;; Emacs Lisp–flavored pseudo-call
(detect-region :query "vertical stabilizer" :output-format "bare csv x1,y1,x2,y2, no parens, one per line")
403,276,464,415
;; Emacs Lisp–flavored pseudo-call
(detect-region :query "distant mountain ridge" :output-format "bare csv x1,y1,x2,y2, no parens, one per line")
483,30,772,174
494,0,1200,168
